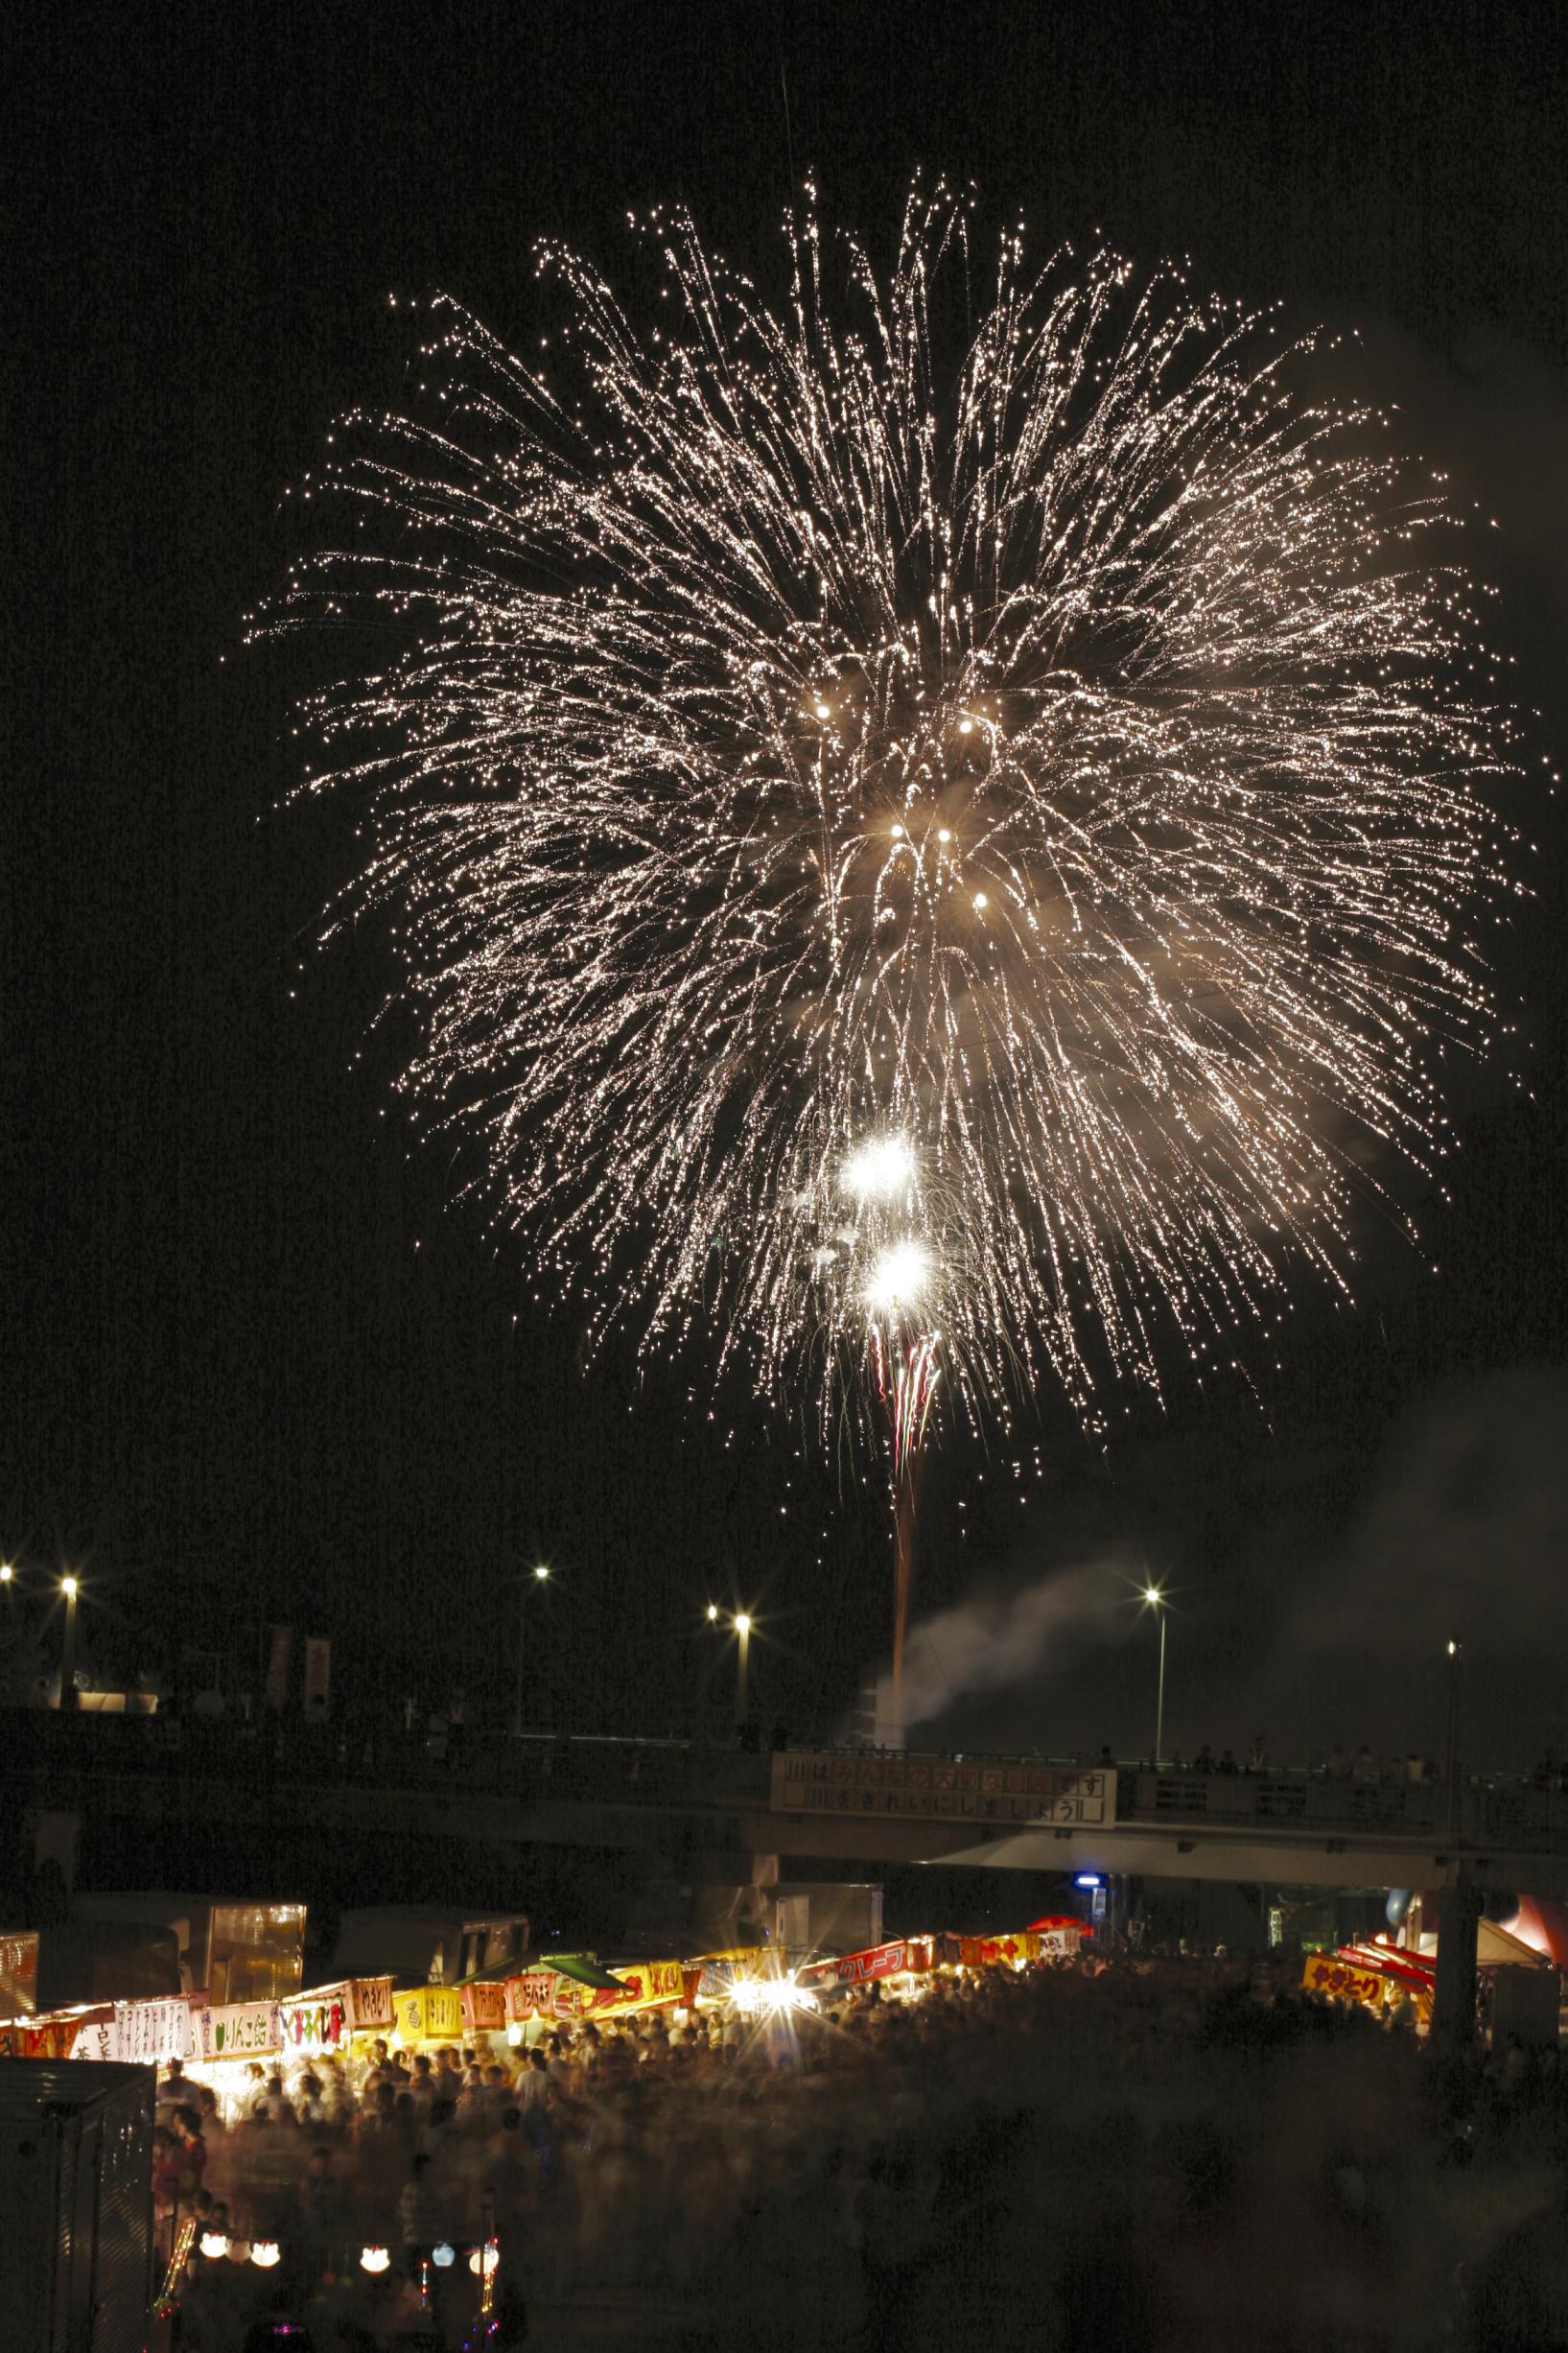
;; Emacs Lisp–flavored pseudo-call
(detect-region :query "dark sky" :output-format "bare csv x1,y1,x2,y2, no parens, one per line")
7,5,1566,1766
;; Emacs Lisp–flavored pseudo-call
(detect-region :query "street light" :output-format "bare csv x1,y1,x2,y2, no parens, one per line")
1142,1585,1168,1769
734,1612,752,1727
512,1565,550,1738
59,1576,80,1711
1445,1638,1462,1839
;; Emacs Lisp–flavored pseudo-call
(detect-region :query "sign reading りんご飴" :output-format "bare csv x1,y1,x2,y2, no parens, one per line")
192,2001,282,2060
772,1752,1112,1828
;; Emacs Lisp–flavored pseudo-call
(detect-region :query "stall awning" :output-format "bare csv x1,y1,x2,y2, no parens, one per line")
540,1953,627,1991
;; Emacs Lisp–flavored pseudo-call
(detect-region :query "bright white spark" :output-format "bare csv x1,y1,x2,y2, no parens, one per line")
842,1135,915,1202
864,1237,933,1317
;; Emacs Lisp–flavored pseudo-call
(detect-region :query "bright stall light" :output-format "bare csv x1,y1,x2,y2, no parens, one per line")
432,2243,456,2269
731,1974,813,2015
250,2242,281,2269
199,2232,229,2260
469,2244,500,2277
360,2247,390,2274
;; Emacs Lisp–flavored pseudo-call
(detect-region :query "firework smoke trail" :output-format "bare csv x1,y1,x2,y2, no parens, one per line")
262,184,1523,1540
870,1320,940,1708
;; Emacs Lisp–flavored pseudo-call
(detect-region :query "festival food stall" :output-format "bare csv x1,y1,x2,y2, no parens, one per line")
1301,1941,1435,2022
1026,1915,1090,1959
388,1982,466,2053
502,1953,693,2038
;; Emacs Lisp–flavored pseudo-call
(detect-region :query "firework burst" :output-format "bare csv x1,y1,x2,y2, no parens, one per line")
263,185,1521,1458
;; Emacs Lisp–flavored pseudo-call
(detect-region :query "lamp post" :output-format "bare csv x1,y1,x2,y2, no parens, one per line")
1143,1586,1168,1768
513,1565,550,1737
1444,1638,1462,1840
59,1576,79,1711
735,1612,752,1728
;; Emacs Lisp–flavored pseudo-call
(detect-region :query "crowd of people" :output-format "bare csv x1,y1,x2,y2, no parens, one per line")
151,1948,1568,2351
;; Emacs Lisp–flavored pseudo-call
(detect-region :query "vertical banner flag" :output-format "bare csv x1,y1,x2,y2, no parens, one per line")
303,1636,332,1722
265,1626,293,1714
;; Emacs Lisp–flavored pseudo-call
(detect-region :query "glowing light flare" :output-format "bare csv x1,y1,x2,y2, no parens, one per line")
841,1134,915,1203
863,1237,933,1317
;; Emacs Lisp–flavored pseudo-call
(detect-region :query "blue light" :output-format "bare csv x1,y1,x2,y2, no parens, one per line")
1073,1872,1103,1889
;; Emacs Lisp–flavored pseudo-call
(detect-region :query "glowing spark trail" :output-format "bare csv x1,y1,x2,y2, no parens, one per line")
264,188,1520,1497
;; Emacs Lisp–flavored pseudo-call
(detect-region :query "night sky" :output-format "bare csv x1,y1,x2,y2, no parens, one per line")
8,7,1566,1769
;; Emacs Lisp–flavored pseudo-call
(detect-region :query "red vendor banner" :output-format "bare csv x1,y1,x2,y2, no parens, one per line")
957,1931,1040,1969
799,1939,933,1989
460,1981,507,2034
504,1971,558,2023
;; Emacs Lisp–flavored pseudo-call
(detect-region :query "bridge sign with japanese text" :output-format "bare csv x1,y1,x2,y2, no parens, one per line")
771,1752,1113,1830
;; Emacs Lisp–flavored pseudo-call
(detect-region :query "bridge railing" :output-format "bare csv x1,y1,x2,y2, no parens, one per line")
12,1710,1568,1855
1116,1770,1568,1852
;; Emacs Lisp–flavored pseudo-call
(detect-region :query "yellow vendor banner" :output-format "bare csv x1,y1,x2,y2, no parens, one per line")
597,1958,686,2015
1301,1952,1387,2008
392,1985,466,2045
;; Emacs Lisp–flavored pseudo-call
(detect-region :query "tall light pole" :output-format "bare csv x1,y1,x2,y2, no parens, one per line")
735,1612,752,1729
513,1565,550,1737
1445,1638,1462,1840
59,1576,80,1711
1143,1586,1168,1768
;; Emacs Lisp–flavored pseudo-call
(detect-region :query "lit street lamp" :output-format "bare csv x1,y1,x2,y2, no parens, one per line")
59,1575,80,1711
1445,1638,1462,1838
735,1612,752,1727
513,1564,550,1737
1142,1585,1168,1768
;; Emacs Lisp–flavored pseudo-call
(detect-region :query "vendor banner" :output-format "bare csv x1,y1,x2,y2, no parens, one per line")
2,2009,110,2059
958,1931,1040,1970
1301,1952,1388,2007
191,2000,282,2061
594,1959,686,2015
504,1970,557,2024
460,1981,506,2034
343,1976,394,2033
280,1976,393,2055
392,1984,465,2045
1036,1927,1083,1959
800,1939,933,1989
117,1997,193,2065
64,1997,192,2065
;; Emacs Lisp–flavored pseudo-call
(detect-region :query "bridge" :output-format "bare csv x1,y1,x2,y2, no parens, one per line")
10,1710,1568,1911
